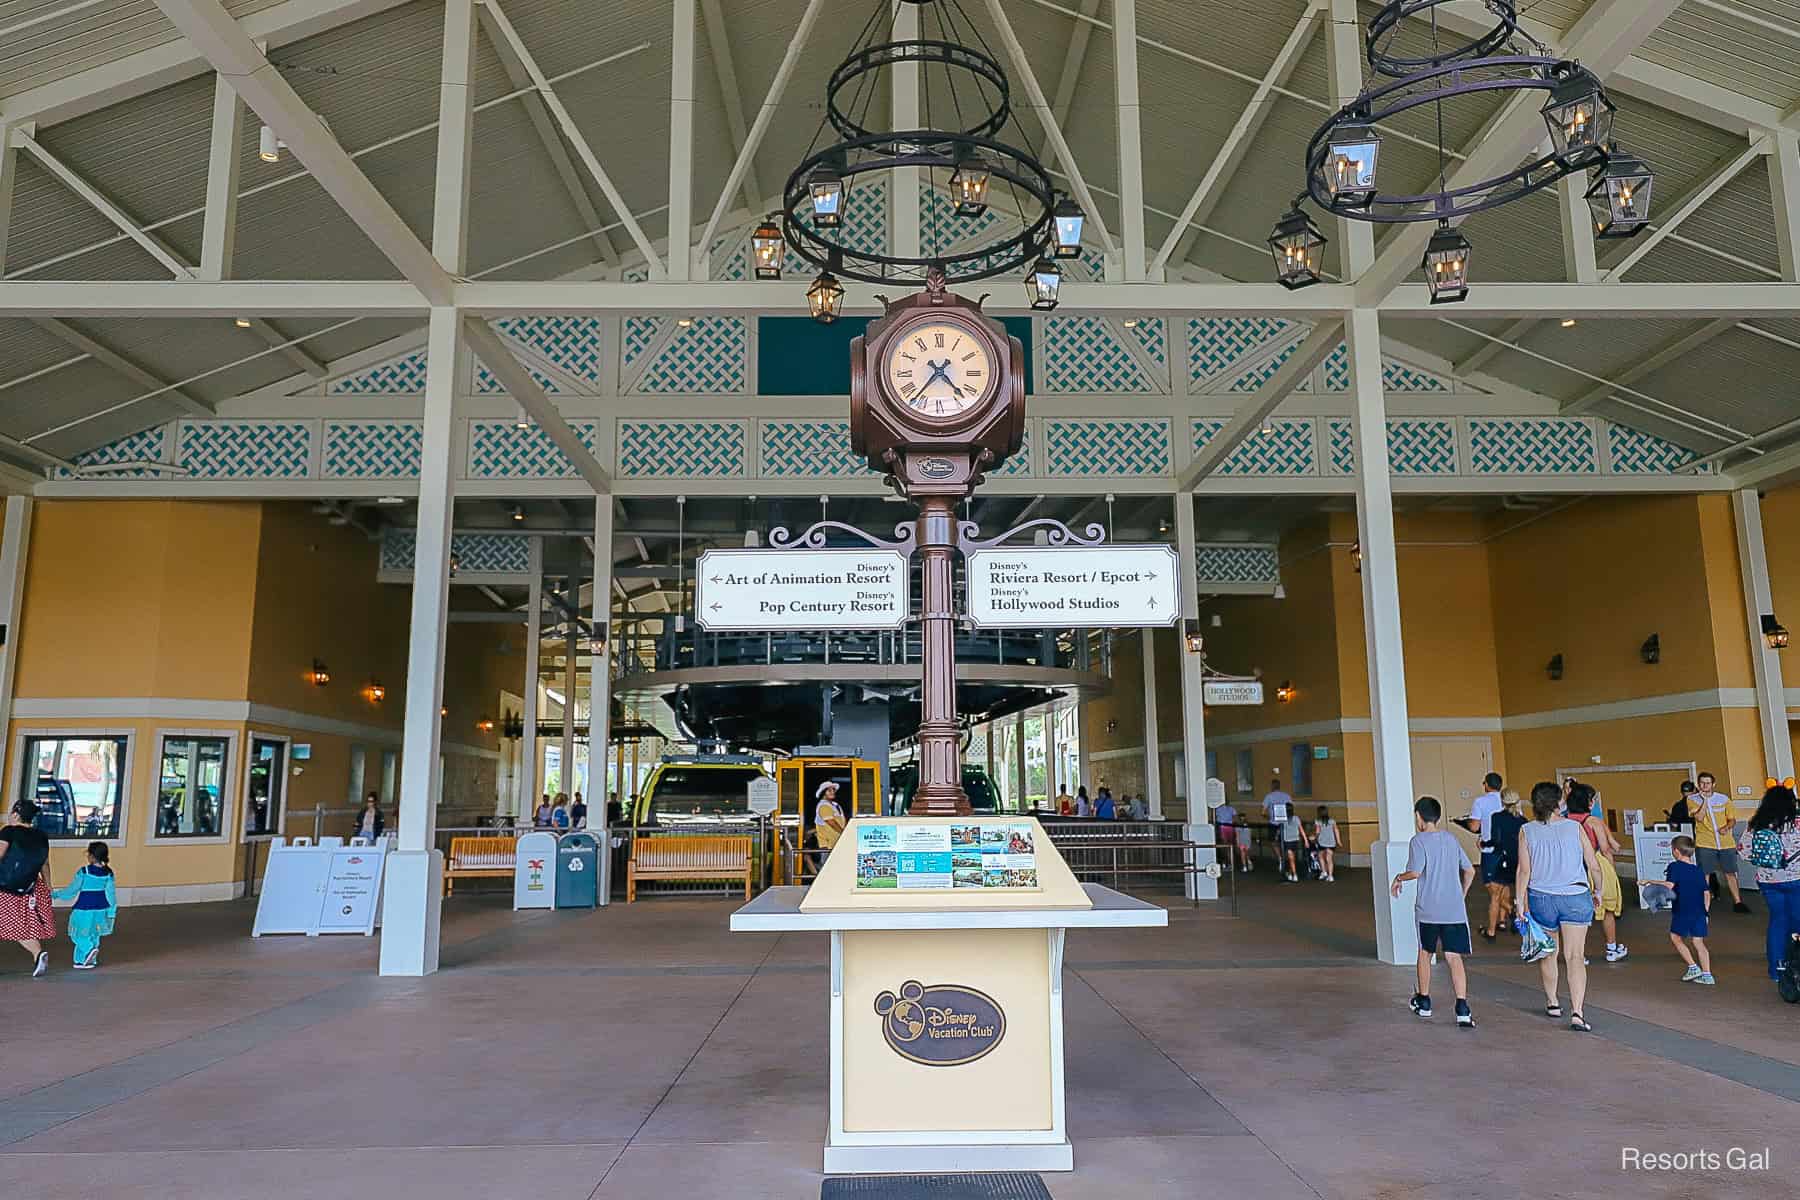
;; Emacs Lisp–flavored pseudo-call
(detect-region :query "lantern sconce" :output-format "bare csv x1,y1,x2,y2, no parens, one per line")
1763,614,1790,650
1349,541,1362,573
1276,681,1296,703
308,659,331,687
1640,633,1661,665
1183,618,1205,655
1546,653,1564,681
364,680,386,704
476,716,496,734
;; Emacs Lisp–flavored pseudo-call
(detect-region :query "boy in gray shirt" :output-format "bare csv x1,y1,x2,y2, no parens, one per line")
1390,796,1477,1027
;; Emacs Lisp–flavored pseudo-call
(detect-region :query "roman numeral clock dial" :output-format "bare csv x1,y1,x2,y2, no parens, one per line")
884,321,993,420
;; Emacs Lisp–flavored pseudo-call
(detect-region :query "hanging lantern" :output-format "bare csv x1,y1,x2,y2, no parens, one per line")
1267,203,1328,290
1586,148,1654,239
807,161,845,228
1024,253,1062,310
1542,68,1615,168
949,151,994,217
1420,223,1471,304
1051,193,1085,258
750,213,784,279
1322,121,1381,208
807,268,845,323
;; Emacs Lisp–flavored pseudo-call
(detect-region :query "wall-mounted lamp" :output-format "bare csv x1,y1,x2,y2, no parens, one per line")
364,680,386,703
308,659,331,686
476,716,496,734
1105,719,1118,734
1546,653,1564,681
1640,633,1661,665
1763,614,1790,650
440,706,448,718
1276,680,1296,703
1350,542,1362,573
1183,618,1204,654
588,622,609,657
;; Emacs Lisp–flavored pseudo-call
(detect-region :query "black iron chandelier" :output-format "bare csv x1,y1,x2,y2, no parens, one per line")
1269,0,1656,301
756,0,1084,320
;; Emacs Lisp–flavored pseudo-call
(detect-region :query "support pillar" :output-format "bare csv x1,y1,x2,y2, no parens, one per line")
1015,711,1028,812
562,595,577,796
591,501,614,901
1043,703,1058,799
379,308,459,977
1140,628,1163,819
666,0,696,279
1347,307,1417,966
1174,497,1216,897
1111,0,1146,280
1325,0,1375,276
1769,130,1800,282
520,536,542,816
1558,169,1599,282
0,497,34,746
1076,700,1091,795
0,122,24,271
199,74,244,280
1732,489,1794,780
891,0,921,260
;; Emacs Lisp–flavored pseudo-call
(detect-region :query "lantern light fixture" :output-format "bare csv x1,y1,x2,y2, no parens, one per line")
807,266,846,323
1547,653,1564,680
1024,253,1062,311
1350,541,1362,573
1322,121,1381,208
1763,614,1790,650
1542,66,1614,168
476,716,496,734
806,160,846,228
1640,633,1661,665
365,680,386,704
949,150,994,216
1183,618,1205,655
1586,147,1654,239
1422,222,1472,304
750,214,784,279
1051,193,1085,258
1276,680,1296,703
1267,201,1328,290
308,659,331,687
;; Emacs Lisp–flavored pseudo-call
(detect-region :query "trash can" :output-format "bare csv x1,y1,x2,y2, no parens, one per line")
556,831,600,909
514,831,558,910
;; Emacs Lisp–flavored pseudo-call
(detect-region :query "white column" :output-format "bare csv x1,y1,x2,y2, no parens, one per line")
430,0,478,275
1015,711,1028,812
379,307,459,977
562,591,577,793
1325,0,1374,276
520,536,542,817
1174,498,1216,896
0,122,25,271
199,74,243,280
1076,701,1091,794
666,0,696,279
1042,703,1057,796
592,502,614,902
1558,169,1599,283
891,0,921,260
1769,130,1800,282
1732,489,1794,780
1111,0,1146,280
0,497,34,745
1140,627,1163,819
1347,307,1417,965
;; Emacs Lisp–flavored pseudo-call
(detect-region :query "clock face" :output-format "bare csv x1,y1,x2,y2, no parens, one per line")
882,320,994,421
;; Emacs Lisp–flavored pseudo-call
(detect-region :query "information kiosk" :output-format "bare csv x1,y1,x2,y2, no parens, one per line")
730,816,1165,1174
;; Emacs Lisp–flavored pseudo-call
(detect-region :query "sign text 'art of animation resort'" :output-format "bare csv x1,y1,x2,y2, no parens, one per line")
694,547,908,631
964,544,1180,628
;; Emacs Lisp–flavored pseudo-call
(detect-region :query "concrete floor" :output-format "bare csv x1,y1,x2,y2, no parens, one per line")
1,870,1794,1199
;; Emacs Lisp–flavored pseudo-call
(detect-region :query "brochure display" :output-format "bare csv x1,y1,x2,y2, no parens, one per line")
252,837,388,937
731,816,1166,1174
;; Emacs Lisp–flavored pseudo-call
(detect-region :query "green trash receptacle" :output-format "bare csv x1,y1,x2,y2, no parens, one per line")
556,831,600,909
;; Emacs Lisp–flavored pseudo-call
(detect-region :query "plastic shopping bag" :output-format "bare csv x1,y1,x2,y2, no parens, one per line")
1514,914,1556,962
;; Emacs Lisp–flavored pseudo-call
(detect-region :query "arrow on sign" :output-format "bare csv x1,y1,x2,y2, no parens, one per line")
709,602,721,611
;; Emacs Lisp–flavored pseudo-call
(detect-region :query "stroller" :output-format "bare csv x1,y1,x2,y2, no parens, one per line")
1303,840,1328,881
1780,935,1800,1004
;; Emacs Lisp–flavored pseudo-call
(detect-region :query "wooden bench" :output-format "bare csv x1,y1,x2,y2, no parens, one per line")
627,834,754,901
444,835,517,895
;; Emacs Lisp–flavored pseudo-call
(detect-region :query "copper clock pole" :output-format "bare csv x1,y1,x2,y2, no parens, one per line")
910,492,968,816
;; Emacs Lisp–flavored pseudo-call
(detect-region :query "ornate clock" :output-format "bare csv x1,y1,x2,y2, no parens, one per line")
851,270,1025,496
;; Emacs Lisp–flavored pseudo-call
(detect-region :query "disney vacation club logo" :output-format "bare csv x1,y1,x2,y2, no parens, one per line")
873,980,1006,1066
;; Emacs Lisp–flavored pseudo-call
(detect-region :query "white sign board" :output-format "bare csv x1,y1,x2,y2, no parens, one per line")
964,545,1180,628
252,838,387,937
695,548,908,631
747,776,778,817
1633,825,1688,908
315,846,387,934
1202,679,1264,706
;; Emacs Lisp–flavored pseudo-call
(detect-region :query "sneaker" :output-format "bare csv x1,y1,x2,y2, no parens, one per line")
32,951,48,978
1605,943,1629,963
1409,993,1432,1019
1681,963,1703,982
73,960,95,971
1526,943,1555,964
1697,972,1716,986
1733,901,1752,914
1455,999,1474,1028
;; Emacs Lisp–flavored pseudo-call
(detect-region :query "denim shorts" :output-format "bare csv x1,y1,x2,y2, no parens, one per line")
1528,888,1595,929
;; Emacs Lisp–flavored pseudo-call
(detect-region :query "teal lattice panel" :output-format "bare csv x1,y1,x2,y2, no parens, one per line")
1188,317,1297,387
1195,544,1280,585
1327,419,1355,475
1607,423,1699,474
382,531,531,575
474,362,562,394
760,420,864,477
1044,419,1170,476
634,318,749,394
1383,360,1451,393
178,421,311,478
1469,418,1596,474
921,179,1007,244
466,420,602,479
618,420,745,478
330,349,427,395
992,425,1033,477
784,177,889,274
55,425,168,478
1218,419,1318,476
323,421,421,479
1388,419,1459,474
1191,419,1224,455
496,317,606,383
1227,331,1312,393
1042,317,1153,393
623,263,651,283
623,317,660,368
1128,318,1168,367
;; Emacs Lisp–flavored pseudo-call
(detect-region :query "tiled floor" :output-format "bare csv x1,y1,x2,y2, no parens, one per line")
1,870,1794,1198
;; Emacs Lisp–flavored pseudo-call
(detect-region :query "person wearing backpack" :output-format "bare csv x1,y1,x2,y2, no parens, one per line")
0,797,56,977
1737,783,1800,983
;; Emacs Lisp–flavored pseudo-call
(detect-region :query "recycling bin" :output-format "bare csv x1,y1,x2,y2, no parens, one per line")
556,831,600,909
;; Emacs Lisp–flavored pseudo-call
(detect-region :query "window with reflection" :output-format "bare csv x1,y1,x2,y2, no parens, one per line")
244,737,287,838
19,735,129,840
156,736,229,838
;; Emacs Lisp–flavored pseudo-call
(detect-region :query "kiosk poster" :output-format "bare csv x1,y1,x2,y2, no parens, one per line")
856,821,1038,890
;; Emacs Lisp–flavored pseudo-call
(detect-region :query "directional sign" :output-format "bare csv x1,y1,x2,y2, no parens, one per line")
1202,679,1264,706
964,544,1180,628
695,548,909,631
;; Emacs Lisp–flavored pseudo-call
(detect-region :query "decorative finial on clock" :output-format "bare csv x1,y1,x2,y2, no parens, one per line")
924,265,949,302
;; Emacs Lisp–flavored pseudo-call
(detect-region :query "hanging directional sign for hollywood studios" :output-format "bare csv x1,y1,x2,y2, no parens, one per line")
695,548,909,631
964,545,1181,628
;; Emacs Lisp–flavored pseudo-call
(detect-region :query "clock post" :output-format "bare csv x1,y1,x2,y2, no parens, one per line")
849,269,1026,817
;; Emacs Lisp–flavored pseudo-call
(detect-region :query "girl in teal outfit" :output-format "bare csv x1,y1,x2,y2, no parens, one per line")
51,842,116,969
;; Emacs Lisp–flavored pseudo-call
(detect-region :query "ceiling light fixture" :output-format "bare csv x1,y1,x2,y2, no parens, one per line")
234,317,252,328
1560,318,1577,328
258,124,284,163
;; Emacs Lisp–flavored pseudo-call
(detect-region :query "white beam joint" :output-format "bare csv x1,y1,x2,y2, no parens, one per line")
1179,320,1342,490
462,317,611,494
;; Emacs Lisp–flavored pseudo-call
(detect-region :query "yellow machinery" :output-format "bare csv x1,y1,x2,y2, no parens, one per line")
773,754,882,884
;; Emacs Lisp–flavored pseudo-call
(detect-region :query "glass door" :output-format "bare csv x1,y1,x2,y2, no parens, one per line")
243,736,288,839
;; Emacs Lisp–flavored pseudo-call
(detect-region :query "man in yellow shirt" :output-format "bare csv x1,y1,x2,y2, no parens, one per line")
1692,771,1751,914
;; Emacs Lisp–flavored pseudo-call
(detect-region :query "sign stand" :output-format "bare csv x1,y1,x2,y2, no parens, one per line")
252,837,388,937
